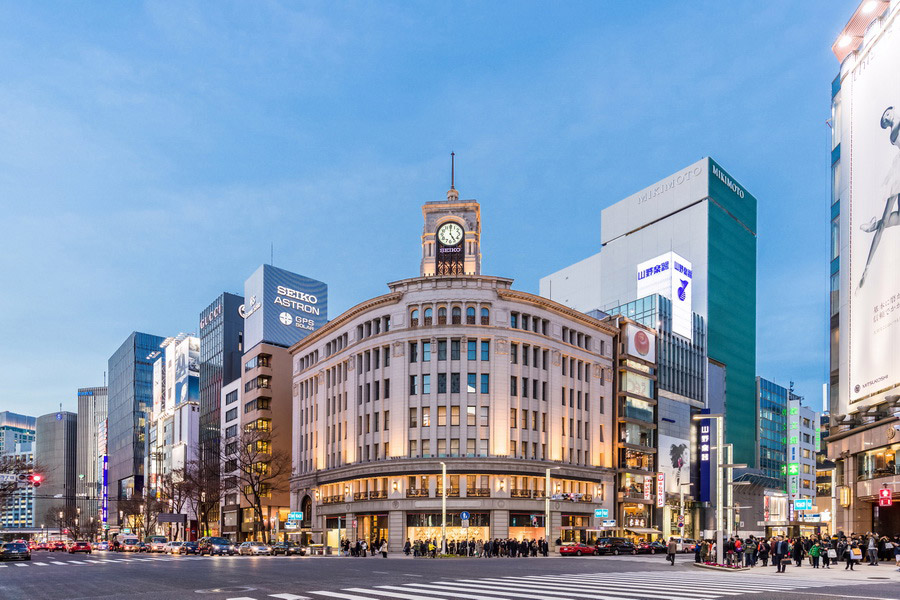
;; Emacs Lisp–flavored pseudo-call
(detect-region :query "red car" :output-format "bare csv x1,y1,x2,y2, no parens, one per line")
559,542,598,556
69,541,92,554
51,541,67,552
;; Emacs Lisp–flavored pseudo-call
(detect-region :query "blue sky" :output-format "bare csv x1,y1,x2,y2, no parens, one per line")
1,1,850,417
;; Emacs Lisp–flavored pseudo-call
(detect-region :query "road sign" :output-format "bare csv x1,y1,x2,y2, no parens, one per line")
460,511,470,520
288,511,304,521
352,519,358,528
601,519,616,528
284,520,300,530
0,474,16,483
878,488,893,507
594,508,609,518
461,519,469,528
792,498,813,510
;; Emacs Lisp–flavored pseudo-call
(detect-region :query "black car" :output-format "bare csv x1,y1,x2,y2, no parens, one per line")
271,542,305,556
198,537,235,556
179,542,200,555
594,537,637,556
636,540,667,554
0,542,31,561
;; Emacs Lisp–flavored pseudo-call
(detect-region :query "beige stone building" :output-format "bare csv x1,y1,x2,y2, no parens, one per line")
288,187,621,551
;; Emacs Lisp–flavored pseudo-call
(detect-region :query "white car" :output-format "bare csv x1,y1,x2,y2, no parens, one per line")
164,541,183,554
238,542,271,556
148,537,168,553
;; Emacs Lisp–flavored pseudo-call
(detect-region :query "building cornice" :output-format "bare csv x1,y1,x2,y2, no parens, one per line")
288,292,403,355
497,289,619,335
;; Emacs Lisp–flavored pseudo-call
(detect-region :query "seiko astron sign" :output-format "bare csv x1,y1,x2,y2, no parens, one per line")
242,264,328,349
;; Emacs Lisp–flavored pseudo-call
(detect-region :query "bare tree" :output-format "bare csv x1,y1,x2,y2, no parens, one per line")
182,455,222,538
43,504,97,540
117,494,167,540
0,456,44,508
226,424,291,542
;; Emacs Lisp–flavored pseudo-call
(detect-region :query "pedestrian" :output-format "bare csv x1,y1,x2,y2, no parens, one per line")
809,539,820,569
667,536,677,566
893,535,900,571
758,538,770,567
867,534,878,566
792,537,804,567
773,535,788,573
734,537,744,567
380,539,388,558
844,539,861,570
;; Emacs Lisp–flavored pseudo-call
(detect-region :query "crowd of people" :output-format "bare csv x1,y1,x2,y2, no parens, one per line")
400,537,550,557
339,538,388,557
690,531,900,572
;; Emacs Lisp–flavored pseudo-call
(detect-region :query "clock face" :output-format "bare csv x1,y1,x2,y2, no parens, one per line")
437,222,464,246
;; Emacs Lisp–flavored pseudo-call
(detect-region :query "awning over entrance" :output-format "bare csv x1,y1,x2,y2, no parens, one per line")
626,528,662,535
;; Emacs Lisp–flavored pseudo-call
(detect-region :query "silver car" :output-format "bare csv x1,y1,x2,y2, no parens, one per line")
238,542,271,556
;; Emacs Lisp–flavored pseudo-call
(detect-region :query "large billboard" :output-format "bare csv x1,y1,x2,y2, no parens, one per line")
848,15,900,406
243,264,328,349
658,433,691,494
636,251,693,339
174,336,200,407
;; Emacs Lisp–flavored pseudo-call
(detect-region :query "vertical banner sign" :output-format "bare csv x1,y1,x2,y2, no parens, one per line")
656,473,665,508
643,475,653,501
102,454,109,525
698,409,712,503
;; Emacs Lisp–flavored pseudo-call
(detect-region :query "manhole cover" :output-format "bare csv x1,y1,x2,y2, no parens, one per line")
196,586,257,594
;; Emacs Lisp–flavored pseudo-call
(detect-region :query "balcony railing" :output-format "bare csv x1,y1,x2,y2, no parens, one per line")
511,489,533,498
406,489,430,498
368,490,387,500
467,487,490,497
437,488,460,497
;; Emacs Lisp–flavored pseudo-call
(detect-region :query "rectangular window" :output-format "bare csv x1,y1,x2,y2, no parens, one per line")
510,343,518,364
521,410,527,430
384,410,390,430
467,373,477,393
422,341,431,361
450,372,460,393
409,408,418,428
451,340,460,360
466,439,475,456
450,439,459,457
481,340,490,361
522,345,529,367
479,438,489,456
451,406,460,426
409,342,418,363
831,215,840,261
437,439,446,457
225,407,237,422
510,312,518,328
467,340,477,360
510,408,517,429
409,375,418,395
480,374,490,394
466,406,476,426
438,406,447,426
510,376,518,396
522,377,529,399
374,412,380,432
422,439,431,457
422,406,431,427
437,373,447,394
384,378,390,399
480,406,489,427
422,374,431,394
438,340,447,361
510,440,517,458
409,439,418,456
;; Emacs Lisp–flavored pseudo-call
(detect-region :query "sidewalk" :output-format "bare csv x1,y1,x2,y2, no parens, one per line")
733,561,899,582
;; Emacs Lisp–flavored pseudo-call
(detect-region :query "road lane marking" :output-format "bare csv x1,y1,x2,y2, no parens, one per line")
269,595,313,600
309,592,382,600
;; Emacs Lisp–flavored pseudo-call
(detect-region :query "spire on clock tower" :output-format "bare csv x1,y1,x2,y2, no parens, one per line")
420,155,481,277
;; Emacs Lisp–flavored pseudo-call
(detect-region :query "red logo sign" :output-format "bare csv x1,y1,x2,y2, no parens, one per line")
634,331,650,356
879,488,893,507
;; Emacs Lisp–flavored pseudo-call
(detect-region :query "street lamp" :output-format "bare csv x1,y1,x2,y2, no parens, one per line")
545,466,561,546
439,461,447,554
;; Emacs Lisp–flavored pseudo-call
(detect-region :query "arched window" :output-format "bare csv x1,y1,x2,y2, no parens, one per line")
481,307,490,325
438,307,447,325
410,309,419,327
451,306,462,325
424,307,433,326
466,306,476,324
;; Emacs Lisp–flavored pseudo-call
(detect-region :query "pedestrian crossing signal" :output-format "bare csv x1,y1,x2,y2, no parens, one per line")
878,488,892,507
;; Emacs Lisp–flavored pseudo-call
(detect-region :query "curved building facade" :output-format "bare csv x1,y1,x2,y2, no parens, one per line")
288,188,619,551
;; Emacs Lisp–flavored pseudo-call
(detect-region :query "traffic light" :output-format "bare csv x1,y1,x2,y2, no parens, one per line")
878,487,893,507
27,474,42,488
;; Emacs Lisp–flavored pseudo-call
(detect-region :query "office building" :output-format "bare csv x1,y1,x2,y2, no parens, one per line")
287,185,621,552
107,331,166,523
219,265,327,543
540,157,758,466
34,411,78,523
757,377,789,488
75,387,108,526
787,396,819,506
600,294,706,540
0,411,37,529
825,0,900,537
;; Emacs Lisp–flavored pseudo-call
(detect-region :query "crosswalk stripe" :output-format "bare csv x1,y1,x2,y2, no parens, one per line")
344,588,446,600
269,594,313,600
67,560,87,564
485,577,709,600
409,581,632,600
555,574,782,591
523,575,747,595
32,562,47,566
14,563,27,567
378,585,511,600
0,564,6,567
309,592,382,600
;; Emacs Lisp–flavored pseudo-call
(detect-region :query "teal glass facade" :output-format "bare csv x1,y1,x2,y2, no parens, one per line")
757,377,787,488
707,158,757,467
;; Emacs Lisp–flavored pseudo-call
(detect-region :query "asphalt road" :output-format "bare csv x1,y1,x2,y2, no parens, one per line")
1,551,898,600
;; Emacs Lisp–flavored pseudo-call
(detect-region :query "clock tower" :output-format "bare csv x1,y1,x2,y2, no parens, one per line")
420,183,481,277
